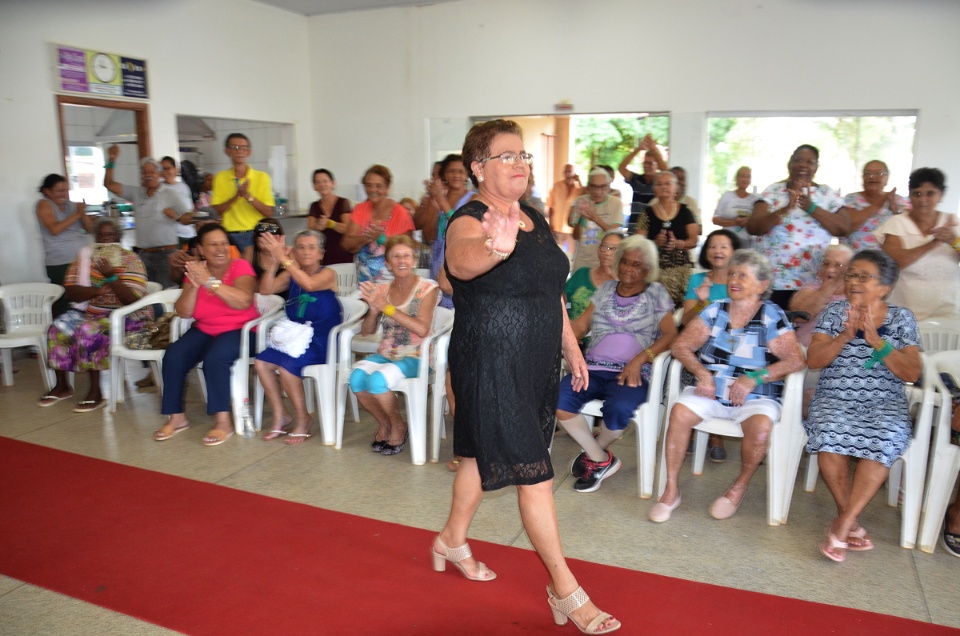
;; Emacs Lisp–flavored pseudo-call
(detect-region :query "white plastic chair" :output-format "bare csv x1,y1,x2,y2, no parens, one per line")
658,358,807,526
917,351,960,553
0,283,64,392
429,318,453,463
259,297,366,445
575,351,671,499
108,288,182,411
145,281,163,294
184,294,284,433
797,376,931,549
327,263,357,298
336,305,454,465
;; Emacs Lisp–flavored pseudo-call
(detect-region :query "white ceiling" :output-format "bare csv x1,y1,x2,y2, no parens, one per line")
252,0,461,16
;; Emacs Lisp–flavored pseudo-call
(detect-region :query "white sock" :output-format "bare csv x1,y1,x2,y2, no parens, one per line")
558,414,606,462
596,422,623,452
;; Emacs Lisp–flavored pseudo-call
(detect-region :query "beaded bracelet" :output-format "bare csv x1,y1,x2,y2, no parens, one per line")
645,348,656,363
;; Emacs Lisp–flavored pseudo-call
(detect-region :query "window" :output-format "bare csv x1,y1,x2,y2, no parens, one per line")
704,113,917,234
66,145,108,204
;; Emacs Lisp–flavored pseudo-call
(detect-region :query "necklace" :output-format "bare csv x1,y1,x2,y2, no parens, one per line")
655,201,679,229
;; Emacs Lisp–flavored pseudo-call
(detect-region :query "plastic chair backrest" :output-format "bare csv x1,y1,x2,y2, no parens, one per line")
0,283,63,333
328,263,358,298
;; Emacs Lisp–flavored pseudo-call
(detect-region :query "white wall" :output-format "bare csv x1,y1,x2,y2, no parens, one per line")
308,0,960,214
4,0,960,283
0,0,313,283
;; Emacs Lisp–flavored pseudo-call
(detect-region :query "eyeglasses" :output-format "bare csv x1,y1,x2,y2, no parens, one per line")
479,152,534,166
844,272,879,283
863,171,888,178
228,145,251,152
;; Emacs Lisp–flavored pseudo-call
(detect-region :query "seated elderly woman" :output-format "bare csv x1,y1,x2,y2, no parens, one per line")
350,235,439,455
154,223,260,446
254,230,342,444
556,235,677,493
650,249,805,522
564,230,622,321
804,249,921,562
38,218,147,413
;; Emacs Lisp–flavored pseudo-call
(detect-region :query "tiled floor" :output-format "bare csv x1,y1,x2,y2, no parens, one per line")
1,349,958,634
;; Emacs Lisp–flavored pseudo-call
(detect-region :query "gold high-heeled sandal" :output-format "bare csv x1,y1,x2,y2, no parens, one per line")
546,585,620,634
431,536,497,582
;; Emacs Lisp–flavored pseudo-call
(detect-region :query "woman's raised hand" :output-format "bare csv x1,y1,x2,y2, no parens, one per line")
696,278,712,303
842,303,860,340
259,232,288,263
107,144,120,162
860,304,883,349
93,257,115,281
785,187,800,210
184,259,212,287
886,188,901,213
481,200,521,254
358,281,388,312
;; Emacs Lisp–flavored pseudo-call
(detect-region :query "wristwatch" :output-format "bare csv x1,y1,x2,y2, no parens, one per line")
209,280,223,293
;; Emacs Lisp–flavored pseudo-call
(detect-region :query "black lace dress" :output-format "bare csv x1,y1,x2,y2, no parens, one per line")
447,201,569,491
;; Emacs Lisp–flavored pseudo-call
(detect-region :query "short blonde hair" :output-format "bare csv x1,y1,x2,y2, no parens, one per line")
614,235,659,283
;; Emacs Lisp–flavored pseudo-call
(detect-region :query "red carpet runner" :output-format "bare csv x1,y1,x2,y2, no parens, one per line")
0,436,955,635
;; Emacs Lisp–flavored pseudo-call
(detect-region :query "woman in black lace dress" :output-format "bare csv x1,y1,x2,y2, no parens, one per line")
431,120,620,634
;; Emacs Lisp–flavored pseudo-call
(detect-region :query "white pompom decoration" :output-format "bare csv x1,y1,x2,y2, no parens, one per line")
268,319,315,358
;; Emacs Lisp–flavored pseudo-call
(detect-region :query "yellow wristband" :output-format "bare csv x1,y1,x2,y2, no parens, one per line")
281,259,294,269
327,219,336,230
383,304,396,317
645,348,656,362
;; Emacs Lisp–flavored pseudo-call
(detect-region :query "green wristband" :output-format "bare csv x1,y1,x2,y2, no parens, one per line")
745,369,769,384
806,202,817,215
104,161,115,169
864,340,894,369
376,233,387,246
96,274,118,288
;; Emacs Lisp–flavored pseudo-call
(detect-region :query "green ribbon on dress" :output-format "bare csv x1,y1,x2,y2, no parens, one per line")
294,294,317,318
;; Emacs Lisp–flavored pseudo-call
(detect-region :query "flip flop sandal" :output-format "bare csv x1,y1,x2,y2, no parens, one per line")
820,531,848,563
202,430,234,446
262,428,290,441
37,394,71,408
847,526,874,551
154,423,190,441
284,433,312,446
73,400,105,413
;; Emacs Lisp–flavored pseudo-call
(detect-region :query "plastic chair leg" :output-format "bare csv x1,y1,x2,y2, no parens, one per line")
692,430,708,475
804,453,819,492
1,349,12,386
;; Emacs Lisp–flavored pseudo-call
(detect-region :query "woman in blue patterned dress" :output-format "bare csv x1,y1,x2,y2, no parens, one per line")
805,249,921,562
650,249,806,523
255,230,342,445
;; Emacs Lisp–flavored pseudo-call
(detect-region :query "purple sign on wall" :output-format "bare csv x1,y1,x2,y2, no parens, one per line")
58,46,88,93
55,45,148,100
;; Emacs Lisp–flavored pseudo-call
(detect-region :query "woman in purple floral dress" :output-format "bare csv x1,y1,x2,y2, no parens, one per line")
38,219,148,413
